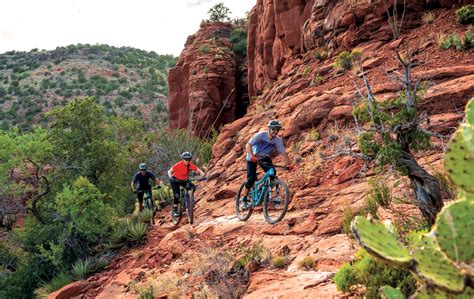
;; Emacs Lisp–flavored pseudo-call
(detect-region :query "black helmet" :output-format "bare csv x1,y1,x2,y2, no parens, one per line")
181,151,192,160
139,163,147,170
268,120,282,130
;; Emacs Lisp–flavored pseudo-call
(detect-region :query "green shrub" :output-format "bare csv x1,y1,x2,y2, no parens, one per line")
234,240,271,271
55,177,117,244
36,272,73,295
313,47,328,61
127,222,148,244
72,258,93,279
334,249,416,298
456,4,474,25
301,66,310,77
139,209,153,223
271,256,288,269
230,27,247,57
333,50,361,71
199,45,210,54
298,256,315,269
341,205,355,237
110,224,129,246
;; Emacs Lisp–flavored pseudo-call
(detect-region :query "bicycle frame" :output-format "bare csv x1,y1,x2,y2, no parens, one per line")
250,167,275,206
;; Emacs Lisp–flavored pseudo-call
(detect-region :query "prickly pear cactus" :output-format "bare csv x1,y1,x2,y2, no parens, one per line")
433,199,474,276
444,98,474,193
380,286,405,299
351,216,411,265
412,286,474,299
411,234,464,292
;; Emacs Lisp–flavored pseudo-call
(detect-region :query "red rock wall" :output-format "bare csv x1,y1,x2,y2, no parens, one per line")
248,0,315,97
248,0,466,97
168,22,241,138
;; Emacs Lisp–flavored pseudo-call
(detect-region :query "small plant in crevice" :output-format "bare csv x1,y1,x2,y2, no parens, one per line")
422,11,435,24
311,74,324,86
199,44,210,54
333,50,362,71
298,256,315,269
271,256,289,269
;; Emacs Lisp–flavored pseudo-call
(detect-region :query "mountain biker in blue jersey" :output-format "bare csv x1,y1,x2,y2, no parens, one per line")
239,120,294,208
131,163,161,212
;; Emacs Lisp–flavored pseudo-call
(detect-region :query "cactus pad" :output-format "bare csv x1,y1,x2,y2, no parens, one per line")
434,200,474,276
464,97,474,125
412,234,464,292
444,124,474,193
412,286,474,298
351,216,411,265
380,286,405,299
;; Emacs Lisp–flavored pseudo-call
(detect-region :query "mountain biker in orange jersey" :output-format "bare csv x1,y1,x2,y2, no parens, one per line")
168,152,205,217
239,120,294,208
131,163,161,212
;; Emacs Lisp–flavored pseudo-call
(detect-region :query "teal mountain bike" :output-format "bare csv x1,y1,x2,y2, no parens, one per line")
236,162,290,224
140,188,159,224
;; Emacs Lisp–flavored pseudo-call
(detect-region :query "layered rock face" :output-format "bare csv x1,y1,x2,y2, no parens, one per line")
248,0,467,97
168,22,247,138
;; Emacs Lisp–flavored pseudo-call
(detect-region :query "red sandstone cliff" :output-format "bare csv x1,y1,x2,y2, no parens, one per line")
168,22,248,138
247,0,470,97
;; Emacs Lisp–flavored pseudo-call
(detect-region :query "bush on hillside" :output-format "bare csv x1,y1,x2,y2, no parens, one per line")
456,4,474,25
334,249,416,298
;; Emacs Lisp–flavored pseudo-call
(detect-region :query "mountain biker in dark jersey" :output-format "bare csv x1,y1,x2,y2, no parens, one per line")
239,120,294,208
131,163,161,212
167,152,205,217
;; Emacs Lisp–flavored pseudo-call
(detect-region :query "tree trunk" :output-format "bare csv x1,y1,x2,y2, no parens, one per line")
398,151,443,226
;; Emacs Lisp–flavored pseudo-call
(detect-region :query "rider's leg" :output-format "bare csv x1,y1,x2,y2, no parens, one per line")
170,180,181,215
137,191,144,212
241,160,257,207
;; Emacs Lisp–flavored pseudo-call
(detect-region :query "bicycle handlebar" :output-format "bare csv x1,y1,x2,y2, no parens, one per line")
169,176,208,183
258,161,290,170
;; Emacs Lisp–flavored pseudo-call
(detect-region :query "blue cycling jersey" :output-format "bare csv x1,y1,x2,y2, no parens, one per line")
246,131,285,161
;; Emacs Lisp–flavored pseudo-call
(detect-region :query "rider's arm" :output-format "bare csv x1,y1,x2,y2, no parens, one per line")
131,180,135,191
196,168,205,176
167,168,174,178
281,151,291,166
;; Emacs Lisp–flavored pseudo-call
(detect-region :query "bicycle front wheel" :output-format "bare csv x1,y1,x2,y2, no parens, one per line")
187,191,194,225
263,179,289,224
235,182,253,221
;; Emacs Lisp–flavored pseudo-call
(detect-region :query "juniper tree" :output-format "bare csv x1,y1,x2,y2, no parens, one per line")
351,50,443,226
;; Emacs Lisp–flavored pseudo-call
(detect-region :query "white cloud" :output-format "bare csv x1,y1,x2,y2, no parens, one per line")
0,0,255,56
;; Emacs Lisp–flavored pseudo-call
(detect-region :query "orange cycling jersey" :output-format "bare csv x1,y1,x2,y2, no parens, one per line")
172,161,198,180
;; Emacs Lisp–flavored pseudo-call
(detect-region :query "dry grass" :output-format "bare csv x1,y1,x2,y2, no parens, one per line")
422,11,435,24
132,274,185,299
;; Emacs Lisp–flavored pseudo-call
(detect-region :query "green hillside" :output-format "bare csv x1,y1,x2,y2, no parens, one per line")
0,44,176,131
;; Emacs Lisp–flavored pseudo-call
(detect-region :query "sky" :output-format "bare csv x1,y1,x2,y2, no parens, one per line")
0,0,255,56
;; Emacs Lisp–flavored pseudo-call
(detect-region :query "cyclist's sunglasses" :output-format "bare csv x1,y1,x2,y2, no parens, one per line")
270,128,280,133
183,158,192,161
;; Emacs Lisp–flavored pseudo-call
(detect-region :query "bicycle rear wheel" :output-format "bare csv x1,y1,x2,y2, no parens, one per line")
235,182,253,221
263,179,289,224
187,191,194,225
